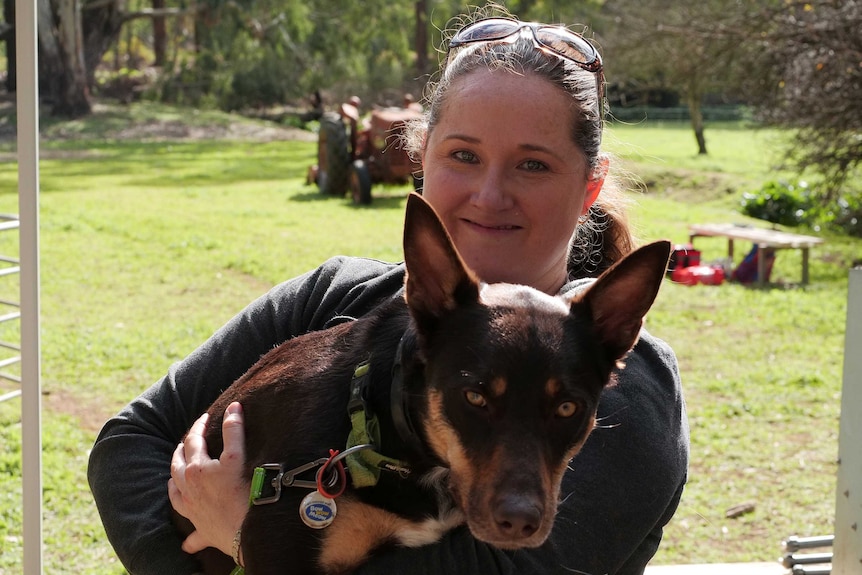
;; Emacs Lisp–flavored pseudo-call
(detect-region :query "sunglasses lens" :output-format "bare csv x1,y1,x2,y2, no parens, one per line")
452,18,519,45
449,20,602,79
535,28,597,66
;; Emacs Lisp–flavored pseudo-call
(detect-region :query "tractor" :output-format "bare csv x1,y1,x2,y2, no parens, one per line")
308,98,423,205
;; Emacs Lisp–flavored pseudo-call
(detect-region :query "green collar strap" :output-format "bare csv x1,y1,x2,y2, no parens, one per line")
346,359,412,488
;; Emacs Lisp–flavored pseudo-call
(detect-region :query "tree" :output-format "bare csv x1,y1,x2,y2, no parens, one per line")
2,0,198,117
2,0,15,93
39,0,92,117
36,0,144,116
152,0,167,66
747,0,862,196
601,0,756,155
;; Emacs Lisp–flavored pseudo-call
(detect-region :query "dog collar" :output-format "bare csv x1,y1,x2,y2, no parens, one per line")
390,335,426,457
346,359,412,488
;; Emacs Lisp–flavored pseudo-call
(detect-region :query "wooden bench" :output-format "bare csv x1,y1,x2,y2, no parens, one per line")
688,223,824,286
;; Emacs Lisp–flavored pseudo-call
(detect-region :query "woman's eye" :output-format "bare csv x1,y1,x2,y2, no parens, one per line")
465,391,487,408
556,401,578,418
452,150,478,164
521,159,548,172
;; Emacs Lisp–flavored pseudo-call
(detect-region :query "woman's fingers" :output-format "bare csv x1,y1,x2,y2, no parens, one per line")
180,527,209,555
168,441,188,516
167,404,249,557
183,412,210,466
220,402,245,471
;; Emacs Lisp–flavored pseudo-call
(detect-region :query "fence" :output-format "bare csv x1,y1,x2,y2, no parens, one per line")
0,214,20,403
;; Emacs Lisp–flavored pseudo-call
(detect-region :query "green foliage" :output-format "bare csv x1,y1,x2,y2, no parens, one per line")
150,0,611,111
827,194,862,237
740,180,815,227
224,41,297,110
157,0,315,108
155,0,426,109
741,179,862,237
103,34,156,69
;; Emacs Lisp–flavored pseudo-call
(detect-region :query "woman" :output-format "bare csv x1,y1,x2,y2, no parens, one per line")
88,9,688,575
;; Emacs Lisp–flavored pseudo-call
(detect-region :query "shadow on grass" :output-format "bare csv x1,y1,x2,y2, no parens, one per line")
290,188,409,211
0,140,319,195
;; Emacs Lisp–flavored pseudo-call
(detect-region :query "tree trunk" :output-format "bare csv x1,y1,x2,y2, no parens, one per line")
687,91,707,155
415,0,428,81
50,0,91,116
81,0,124,89
152,0,166,66
37,0,64,103
3,0,15,92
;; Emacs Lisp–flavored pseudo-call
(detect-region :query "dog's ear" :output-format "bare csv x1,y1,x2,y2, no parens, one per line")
403,193,480,328
575,240,672,361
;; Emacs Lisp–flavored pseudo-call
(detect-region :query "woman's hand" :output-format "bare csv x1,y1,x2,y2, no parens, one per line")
168,402,250,558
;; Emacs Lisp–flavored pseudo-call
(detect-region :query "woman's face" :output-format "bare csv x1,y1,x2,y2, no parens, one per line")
421,68,603,295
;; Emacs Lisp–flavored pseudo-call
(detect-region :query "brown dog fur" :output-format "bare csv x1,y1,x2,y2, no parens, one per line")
177,193,671,574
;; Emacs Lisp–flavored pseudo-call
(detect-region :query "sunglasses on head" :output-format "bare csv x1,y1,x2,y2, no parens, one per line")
447,18,605,124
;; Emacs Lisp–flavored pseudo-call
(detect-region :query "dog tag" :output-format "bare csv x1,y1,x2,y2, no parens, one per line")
299,490,337,529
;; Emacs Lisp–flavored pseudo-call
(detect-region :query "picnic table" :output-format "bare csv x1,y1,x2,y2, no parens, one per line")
688,223,824,286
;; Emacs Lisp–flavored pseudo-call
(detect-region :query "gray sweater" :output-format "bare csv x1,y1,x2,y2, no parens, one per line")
88,256,689,575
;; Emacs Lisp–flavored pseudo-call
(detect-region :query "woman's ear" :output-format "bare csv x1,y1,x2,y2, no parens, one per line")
582,156,609,215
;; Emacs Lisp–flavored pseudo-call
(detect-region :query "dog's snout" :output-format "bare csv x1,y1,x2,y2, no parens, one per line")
493,494,542,539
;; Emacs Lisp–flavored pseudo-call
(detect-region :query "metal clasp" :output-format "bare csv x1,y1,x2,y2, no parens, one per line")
252,458,329,506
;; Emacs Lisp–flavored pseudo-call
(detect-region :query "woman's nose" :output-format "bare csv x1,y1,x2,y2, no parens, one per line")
471,167,514,210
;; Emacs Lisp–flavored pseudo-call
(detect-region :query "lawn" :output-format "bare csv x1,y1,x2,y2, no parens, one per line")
0,104,858,573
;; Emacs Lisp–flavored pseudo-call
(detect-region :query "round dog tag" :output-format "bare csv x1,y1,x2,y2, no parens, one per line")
299,491,337,529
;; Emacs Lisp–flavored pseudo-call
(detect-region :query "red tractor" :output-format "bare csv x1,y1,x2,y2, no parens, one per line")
308,98,423,204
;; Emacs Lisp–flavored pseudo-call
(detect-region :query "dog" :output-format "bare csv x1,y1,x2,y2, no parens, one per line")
178,193,671,574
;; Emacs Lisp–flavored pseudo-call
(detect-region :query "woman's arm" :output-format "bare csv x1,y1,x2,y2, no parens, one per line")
86,292,292,574
87,257,405,574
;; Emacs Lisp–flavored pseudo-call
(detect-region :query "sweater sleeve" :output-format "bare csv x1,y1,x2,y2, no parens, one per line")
87,257,405,575
353,330,689,575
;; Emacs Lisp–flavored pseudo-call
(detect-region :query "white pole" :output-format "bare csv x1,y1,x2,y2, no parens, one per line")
832,267,862,574
15,0,42,572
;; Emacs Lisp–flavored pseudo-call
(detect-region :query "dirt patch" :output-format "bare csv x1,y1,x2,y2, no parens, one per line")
0,97,319,145
96,114,318,143
42,388,116,435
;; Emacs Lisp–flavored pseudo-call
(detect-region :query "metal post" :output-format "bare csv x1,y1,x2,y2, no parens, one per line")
15,0,42,572
833,267,862,575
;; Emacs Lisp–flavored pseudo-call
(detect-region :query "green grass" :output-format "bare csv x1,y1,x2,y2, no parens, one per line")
0,106,859,572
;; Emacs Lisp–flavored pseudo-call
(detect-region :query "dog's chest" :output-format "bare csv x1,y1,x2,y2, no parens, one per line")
393,505,466,547
387,466,465,547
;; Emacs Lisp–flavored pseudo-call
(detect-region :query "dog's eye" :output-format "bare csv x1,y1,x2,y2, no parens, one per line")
556,401,578,418
465,391,487,408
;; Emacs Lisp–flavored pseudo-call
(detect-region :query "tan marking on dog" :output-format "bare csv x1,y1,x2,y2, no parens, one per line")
561,414,598,476
423,390,471,477
318,498,395,571
319,497,461,573
422,390,480,526
544,378,561,397
489,376,507,398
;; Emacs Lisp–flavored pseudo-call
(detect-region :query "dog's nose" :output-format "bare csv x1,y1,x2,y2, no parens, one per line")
493,495,542,539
